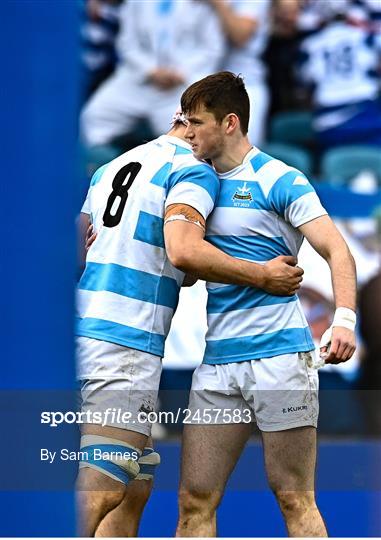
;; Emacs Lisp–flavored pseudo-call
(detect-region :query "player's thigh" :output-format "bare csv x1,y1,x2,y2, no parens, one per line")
247,351,319,433
180,422,252,494
262,426,317,492
77,337,162,440
181,362,253,494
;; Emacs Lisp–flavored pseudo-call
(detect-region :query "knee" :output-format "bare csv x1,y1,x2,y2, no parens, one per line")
77,485,124,517
125,480,153,512
274,490,316,518
77,468,125,511
178,489,220,521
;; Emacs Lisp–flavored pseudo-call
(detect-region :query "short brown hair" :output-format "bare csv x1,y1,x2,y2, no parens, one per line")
181,71,250,135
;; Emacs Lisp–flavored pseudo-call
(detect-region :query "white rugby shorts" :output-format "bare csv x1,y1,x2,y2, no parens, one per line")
76,336,162,436
187,352,319,431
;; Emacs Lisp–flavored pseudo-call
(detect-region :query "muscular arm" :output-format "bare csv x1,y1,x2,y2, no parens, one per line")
164,204,303,295
299,215,357,363
206,0,257,47
299,215,356,310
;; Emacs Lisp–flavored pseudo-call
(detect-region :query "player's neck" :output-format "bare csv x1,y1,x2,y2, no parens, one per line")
212,138,253,174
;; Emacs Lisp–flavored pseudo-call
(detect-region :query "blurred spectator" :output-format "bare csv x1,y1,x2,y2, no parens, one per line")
297,0,381,149
81,0,224,148
358,271,381,435
205,0,270,145
264,0,304,114
348,0,381,37
81,0,122,101
297,0,348,36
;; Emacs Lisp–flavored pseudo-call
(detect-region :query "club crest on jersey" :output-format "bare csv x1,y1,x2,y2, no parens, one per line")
232,182,253,207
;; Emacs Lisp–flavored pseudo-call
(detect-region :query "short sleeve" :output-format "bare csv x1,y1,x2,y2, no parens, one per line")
165,164,220,219
268,170,327,227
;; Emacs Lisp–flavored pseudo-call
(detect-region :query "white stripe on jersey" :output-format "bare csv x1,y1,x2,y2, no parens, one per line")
78,289,173,337
166,182,215,219
285,191,327,228
206,207,282,238
206,301,309,342
87,238,182,285
250,159,293,198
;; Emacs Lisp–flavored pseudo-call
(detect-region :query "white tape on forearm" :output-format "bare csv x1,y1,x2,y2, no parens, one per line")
164,214,205,230
332,307,356,331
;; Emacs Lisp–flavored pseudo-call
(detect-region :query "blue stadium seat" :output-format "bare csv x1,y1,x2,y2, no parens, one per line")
82,144,121,178
261,142,313,177
269,111,314,146
321,145,381,187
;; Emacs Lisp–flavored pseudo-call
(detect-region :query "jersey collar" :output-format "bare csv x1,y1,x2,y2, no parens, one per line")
218,146,260,178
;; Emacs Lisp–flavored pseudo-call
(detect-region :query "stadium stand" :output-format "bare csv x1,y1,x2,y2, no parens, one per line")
321,145,381,187
268,110,315,147
261,141,313,176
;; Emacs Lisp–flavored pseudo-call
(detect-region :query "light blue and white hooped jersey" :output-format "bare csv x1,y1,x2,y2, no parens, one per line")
203,148,327,365
76,135,219,358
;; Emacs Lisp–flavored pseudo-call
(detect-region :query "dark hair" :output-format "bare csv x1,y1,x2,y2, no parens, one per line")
181,71,250,135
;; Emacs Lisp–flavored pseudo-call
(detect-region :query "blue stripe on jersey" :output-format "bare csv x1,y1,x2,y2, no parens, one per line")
216,179,268,209
78,262,179,309
133,211,164,248
174,145,192,155
268,171,315,217
206,234,292,261
75,317,165,356
90,164,108,186
150,162,172,188
250,152,273,173
204,327,314,363
168,164,219,202
207,285,297,314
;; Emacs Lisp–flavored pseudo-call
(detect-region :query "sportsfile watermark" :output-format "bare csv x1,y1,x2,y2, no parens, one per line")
1,389,380,492
41,407,255,427
40,447,139,464
41,386,319,427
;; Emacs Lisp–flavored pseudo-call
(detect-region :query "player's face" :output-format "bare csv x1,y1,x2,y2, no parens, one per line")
184,106,226,162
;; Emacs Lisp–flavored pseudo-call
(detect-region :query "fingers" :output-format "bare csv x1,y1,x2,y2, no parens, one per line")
284,262,303,279
319,346,328,359
85,232,97,251
288,274,303,293
325,336,356,364
283,284,301,296
279,255,297,266
86,224,94,240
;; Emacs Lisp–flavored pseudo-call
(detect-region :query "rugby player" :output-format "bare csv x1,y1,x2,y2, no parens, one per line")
174,72,357,538
75,112,303,536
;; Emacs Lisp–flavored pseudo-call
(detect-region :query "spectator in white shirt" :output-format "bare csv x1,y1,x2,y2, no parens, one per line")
81,0,225,147
205,0,271,145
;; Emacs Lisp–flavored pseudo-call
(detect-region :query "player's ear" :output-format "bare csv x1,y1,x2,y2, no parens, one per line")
225,113,239,134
